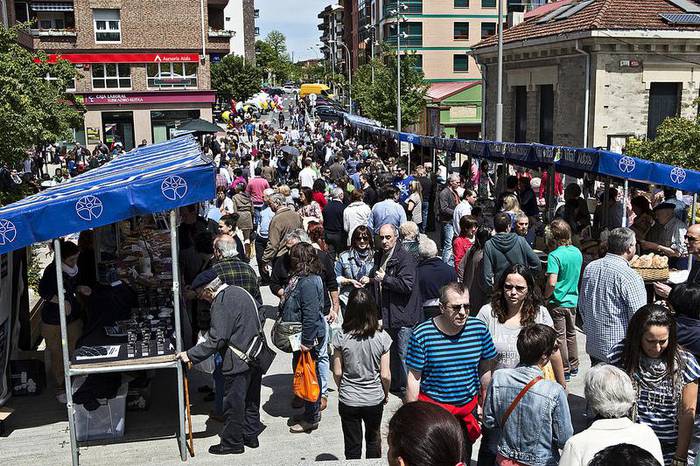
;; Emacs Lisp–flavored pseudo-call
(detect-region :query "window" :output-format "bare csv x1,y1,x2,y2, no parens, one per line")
410,54,423,72
45,72,76,92
481,22,496,38
455,0,469,7
647,82,680,139
482,0,496,7
454,22,469,40
147,63,198,89
93,9,120,42
539,85,554,145
15,2,30,23
514,86,527,143
453,54,469,73
92,64,131,89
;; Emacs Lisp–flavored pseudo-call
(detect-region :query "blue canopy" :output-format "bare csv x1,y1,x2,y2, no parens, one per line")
0,136,215,255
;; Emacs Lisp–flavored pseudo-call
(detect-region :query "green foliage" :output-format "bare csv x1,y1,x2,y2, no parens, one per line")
625,116,700,171
211,54,262,102
27,245,41,292
255,31,294,85
0,24,83,167
351,51,428,129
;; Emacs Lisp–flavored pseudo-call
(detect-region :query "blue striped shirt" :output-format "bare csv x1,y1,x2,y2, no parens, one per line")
609,342,700,460
406,318,497,406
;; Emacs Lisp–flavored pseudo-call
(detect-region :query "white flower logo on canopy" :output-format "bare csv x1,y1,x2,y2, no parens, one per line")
0,219,17,245
161,176,188,201
75,195,103,221
618,156,636,173
670,167,687,184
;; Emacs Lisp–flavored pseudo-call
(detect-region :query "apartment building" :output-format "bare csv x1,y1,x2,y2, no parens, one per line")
318,3,346,75
10,0,254,150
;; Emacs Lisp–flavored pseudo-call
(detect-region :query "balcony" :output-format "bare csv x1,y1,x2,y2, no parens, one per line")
383,1,422,17
254,9,259,18
209,28,235,38
383,35,422,48
30,28,77,37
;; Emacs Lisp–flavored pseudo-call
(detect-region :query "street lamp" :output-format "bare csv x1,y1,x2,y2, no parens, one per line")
329,40,352,114
364,24,377,84
390,4,408,132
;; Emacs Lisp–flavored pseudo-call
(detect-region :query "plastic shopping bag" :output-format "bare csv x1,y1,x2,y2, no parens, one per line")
293,351,320,402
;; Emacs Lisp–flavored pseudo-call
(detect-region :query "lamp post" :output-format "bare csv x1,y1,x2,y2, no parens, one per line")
364,24,376,84
390,4,408,132
496,0,504,142
330,40,352,114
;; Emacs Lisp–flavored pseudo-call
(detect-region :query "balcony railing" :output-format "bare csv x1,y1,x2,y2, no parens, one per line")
383,35,422,48
209,29,235,38
30,28,77,37
383,1,422,17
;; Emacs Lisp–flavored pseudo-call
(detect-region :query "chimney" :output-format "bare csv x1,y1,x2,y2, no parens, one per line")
508,11,525,27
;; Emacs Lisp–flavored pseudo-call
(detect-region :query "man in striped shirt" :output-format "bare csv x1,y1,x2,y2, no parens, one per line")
406,282,497,460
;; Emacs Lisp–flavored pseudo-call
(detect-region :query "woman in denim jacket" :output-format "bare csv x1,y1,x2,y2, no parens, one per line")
334,226,375,306
282,242,326,434
483,324,573,466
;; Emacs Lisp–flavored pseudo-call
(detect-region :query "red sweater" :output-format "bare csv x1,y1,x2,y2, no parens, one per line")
453,236,473,272
312,191,328,210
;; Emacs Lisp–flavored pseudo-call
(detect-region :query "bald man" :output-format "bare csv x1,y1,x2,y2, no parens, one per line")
654,223,700,298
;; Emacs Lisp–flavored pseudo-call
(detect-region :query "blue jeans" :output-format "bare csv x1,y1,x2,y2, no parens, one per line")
213,352,225,416
421,200,429,233
441,222,455,265
253,204,263,229
317,319,330,397
386,327,413,394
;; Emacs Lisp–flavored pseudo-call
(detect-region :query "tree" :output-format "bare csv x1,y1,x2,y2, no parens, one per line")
0,25,83,167
255,30,294,85
351,51,428,129
211,54,262,102
265,30,288,60
625,115,700,171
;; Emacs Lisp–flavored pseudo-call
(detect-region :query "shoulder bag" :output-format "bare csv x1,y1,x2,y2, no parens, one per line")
228,288,277,374
500,375,543,427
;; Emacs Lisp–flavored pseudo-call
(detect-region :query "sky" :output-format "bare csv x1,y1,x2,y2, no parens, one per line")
255,0,331,62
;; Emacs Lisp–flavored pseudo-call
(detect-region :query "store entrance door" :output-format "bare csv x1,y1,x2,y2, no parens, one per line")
102,111,135,150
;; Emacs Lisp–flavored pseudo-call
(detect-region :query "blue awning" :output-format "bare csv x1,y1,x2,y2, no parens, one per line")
0,136,215,255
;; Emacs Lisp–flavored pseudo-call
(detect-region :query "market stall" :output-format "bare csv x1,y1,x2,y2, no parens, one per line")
0,135,215,465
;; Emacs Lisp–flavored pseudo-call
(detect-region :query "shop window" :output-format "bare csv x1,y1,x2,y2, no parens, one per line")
647,82,680,139
453,54,469,73
92,64,131,89
147,63,198,89
454,22,469,40
45,72,76,92
481,22,496,38
93,9,120,42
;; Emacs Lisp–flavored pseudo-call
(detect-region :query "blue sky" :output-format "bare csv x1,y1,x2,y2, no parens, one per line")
255,0,330,62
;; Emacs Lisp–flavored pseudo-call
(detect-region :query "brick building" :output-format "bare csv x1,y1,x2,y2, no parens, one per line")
471,0,700,149
10,0,254,150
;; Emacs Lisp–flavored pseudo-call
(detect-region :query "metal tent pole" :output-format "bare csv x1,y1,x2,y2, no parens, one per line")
622,179,629,227
169,210,188,461
408,142,412,174
691,193,697,271
54,239,80,466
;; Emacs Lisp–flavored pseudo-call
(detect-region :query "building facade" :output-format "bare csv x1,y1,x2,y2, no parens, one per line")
10,0,254,150
318,3,347,76
472,0,700,149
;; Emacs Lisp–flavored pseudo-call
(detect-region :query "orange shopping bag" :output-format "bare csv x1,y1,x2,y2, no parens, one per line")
293,352,320,402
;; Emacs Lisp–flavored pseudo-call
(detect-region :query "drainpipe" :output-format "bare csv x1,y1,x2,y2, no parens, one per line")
574,40,590,148
200,0,207,60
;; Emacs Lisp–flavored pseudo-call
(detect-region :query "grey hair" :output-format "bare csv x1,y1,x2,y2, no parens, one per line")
449,173,461,182
515,212,529,221
283,228,311,245
202,277,223,294
607,227,636,255
332,187,344,200
379,223,399,236
418,237,438,259
268,192,286,206
585,364,636,419
214,235,238,258
400,221,419,240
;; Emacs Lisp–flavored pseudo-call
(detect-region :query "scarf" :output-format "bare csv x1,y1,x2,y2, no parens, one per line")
279,275,301,309
632,354,683,420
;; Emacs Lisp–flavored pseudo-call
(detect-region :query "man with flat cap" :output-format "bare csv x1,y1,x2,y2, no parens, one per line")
640,201,688,267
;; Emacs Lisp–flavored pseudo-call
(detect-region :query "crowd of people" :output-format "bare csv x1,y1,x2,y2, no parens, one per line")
35,97,700,466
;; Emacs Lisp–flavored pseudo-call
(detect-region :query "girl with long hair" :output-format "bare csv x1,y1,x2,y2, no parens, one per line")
299,186,323,226
334,225,375,306
332,288,391,460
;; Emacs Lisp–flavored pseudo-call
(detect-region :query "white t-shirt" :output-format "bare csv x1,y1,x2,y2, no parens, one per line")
476,304,553,370
299,167,317,188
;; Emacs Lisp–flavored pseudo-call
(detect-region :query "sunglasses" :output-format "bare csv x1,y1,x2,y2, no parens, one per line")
503,284,527,293
357,235,370,241
447,303,470,313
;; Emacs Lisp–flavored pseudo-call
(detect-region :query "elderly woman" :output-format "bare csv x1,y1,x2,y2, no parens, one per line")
334,225,375,306
416,237,457,320
399,221,421,261
560,364,664,466
609,304,700,465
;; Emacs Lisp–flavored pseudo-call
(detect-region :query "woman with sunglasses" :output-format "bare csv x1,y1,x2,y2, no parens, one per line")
334,226,375,307
476,263,566,466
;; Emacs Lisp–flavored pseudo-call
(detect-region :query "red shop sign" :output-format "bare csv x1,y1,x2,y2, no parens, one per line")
80,91,216,105
37,53,200,64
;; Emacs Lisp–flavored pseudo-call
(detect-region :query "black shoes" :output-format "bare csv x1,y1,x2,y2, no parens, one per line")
208,444,244,455
244,438,259,449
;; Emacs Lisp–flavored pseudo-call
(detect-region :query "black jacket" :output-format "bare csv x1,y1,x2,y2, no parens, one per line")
187,285,260,375
369,244,422,328
323,199,345,234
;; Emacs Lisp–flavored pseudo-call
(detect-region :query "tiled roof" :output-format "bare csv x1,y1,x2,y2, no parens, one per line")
473,0,700,50
426,81,481,102
523,0,574,20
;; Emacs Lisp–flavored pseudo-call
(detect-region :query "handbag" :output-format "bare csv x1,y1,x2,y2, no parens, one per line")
293,351,320,402
228,288,277,374
271,318,302,353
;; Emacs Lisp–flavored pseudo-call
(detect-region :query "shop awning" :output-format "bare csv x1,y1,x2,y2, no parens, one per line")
0,136,215,255
31,2,74,12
